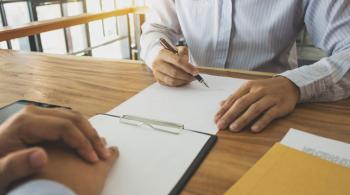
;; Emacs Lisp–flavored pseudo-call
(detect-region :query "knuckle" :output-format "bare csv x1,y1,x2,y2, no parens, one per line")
258,119,268,128
221,105,230,112
228,94,236,100
234,117,245,126
255,87,266,95
13,112,30,124
277,104,293,116
227,110,236,119
76,140,91,152
159,48,166,56
236,98,247,107
224,99,235,108
286,104,296,112
152,62,159,69
169,69,178,78
1,157,13,175
250,104,261,113
70,111,84,124
158,80,167,86
276,99,283,105
220,118,228,125
175,57,182,65
235,120,245,128
91,133,101,144
154,53,166,64
153,71,161,79
264,112,275,121
244,80,254,88
273,97,283,105
59,120,75,132
74,134,90,148
166,77,176,86
164,77,172,85
220,113,232,123
83,139,93,149
12,114,32,134
178,46,186,50
82,136,91,145
179,48,188,55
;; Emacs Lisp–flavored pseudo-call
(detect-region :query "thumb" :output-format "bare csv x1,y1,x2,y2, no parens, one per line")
107,147,119,166
177,46,188,56
0,147,48,190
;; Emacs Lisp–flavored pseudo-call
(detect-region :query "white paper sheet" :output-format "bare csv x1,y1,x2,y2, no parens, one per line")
281,129,350,168
90,115,212,195
108,74,246,135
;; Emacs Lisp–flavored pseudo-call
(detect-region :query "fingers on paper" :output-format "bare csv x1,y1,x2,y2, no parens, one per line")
228,97,276,132
16,106,107,163
216,88,262,130
214,85,250,123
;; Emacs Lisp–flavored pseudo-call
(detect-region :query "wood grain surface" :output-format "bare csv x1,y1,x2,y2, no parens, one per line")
1,49,350,195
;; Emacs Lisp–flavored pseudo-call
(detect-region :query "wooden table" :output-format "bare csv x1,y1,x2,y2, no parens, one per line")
1,49,350,195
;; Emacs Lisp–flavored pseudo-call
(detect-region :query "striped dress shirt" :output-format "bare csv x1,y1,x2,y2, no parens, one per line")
140,0,350,102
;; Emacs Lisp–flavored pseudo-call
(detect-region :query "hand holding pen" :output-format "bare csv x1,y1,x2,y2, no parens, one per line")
150,38,209,87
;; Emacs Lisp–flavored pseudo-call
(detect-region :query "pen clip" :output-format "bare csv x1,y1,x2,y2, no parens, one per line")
120,115,184,135
160,38,178,54
97,113,184,135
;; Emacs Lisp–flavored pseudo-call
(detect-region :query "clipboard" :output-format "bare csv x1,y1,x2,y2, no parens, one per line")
0,100,216,195
95,113,217,195
0,100,70,124
170,134,216,195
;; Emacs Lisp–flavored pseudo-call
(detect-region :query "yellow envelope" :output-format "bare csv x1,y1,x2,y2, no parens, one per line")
225,143,350,195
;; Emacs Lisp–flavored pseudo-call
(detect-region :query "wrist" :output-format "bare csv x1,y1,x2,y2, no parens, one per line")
276,76,301,102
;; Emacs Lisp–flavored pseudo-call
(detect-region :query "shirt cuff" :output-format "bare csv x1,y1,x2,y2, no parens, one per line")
141,33,174,69
7,179,76,195
142,43,163,70
279,61,329,103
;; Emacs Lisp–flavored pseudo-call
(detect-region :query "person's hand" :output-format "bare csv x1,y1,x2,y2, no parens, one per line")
32,143,118,195
215,77,300,133
152,46,197,86
0,147,48,194
0,105,113,192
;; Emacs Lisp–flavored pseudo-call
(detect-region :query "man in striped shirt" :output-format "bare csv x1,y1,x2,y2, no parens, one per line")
141,0,350,132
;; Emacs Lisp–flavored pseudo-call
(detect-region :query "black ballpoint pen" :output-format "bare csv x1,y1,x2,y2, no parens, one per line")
159,38,209,88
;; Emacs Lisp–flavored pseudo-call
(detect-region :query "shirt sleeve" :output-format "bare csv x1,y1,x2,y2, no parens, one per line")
7,180,76,195
140,0,182,68
280,0,350,102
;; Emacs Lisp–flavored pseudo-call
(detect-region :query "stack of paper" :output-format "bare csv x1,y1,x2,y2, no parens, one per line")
91,115,213,195
92,74,247,195
281,129,350,168
108,74,246,135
